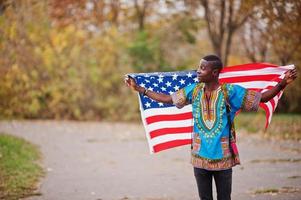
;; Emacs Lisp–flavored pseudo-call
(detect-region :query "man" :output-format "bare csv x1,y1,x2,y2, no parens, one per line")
125,55,297,200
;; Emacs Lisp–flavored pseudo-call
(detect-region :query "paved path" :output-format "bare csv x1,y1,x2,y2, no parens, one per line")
0,121,300,200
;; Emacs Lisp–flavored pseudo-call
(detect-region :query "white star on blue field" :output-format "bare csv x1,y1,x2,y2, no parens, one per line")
128,71,198,110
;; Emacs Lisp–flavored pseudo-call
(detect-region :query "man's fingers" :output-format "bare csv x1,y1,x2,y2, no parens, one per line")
291,69,297,74
129,77,136,84
291,74,297,79
124,76,137,89
285,69,297,77
290,70,297,77
124,76,132,87
285,69,292,74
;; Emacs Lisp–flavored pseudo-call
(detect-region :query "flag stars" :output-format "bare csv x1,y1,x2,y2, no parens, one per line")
193,77,199,82
179,79,185,85
148,87,154,91
161,86,166,91
166,81,172,87
153,83,159,87
139,83,146,88
158,77,163,83
145,102,151,108
174,85,180,91
169,91,174,95
187,72,193,78
172,73,178,80
158,102,164,107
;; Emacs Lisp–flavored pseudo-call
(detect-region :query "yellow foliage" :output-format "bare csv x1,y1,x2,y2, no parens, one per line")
227,55,250,66
0,0,300,121
9,22,17,40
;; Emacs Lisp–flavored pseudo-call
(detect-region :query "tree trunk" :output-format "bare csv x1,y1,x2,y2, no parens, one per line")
134,0,148,31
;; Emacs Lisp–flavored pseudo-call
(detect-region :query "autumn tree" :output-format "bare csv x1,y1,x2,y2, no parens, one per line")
262,0,301,65
241,16,269,62
184,0,259,65
242,0,301,65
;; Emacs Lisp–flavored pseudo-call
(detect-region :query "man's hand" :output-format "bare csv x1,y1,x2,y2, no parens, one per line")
281,68,297,86
261,67,297,102
124,75,173,104
124,76,139,92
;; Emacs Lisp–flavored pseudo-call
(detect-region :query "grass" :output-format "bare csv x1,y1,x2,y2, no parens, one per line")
253,186,299,195
235,112,301,140
250,158,301,164
0,133,44,200
253,188,279,194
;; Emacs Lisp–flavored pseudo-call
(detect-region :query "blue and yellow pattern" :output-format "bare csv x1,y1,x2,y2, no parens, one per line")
172,83,261,170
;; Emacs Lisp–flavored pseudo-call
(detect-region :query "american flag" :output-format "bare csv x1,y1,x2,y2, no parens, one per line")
127,63,295,153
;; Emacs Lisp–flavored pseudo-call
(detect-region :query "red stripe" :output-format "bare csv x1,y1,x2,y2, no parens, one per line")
272,92,282,111
146,112,193,124
270,99,276,112
150,126,193,139
142,63,289,153
259,103,271,129
220,75,281,83
153,139,191,153
221,63,278,72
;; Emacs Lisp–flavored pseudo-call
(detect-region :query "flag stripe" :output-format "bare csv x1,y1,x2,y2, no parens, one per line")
143,105,192,118
270,98,276,111
220,67,293,78
221,63,278,72
150,126,193,138
130,63,295,153
259,103,271,129
232,81,278,88
220,75,281,83
150,133,192,146
146,112,193,124
147,119,193,132
153,139,191,153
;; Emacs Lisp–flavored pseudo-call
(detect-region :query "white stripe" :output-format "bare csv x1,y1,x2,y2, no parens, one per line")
279,64,295,70
150,133,192,146
272,92,282,111
234,81,278,88
138,95,154,154
264,101,273,124
143,104,192,118
147,119,193,132
137,64,295,153
220,65,295,78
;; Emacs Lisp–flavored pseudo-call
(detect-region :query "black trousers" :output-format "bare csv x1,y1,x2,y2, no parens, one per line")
194,167,232,200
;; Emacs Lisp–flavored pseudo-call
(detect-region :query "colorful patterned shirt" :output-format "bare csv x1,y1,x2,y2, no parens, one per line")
171,83,261,170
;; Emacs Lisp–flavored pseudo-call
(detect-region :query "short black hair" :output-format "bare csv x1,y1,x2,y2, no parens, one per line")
202,54,223,72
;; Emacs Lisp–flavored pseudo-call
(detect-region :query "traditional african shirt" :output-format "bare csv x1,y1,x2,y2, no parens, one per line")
171,83,261,170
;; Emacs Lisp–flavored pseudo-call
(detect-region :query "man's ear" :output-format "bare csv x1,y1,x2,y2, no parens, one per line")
212,68,219,77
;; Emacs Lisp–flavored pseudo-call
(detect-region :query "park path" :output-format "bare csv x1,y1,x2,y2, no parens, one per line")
0,121,300,200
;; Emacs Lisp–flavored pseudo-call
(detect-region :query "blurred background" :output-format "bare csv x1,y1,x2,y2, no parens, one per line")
0,0,300,122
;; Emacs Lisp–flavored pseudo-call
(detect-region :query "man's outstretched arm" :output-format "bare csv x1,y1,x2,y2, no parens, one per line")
261,68,297,102
125,76,173,104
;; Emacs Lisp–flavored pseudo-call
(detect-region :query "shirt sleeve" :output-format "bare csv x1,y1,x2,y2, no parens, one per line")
171,83,196,109
227,84,262,113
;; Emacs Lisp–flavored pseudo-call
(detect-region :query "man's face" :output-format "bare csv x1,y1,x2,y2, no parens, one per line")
196,59,215,83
